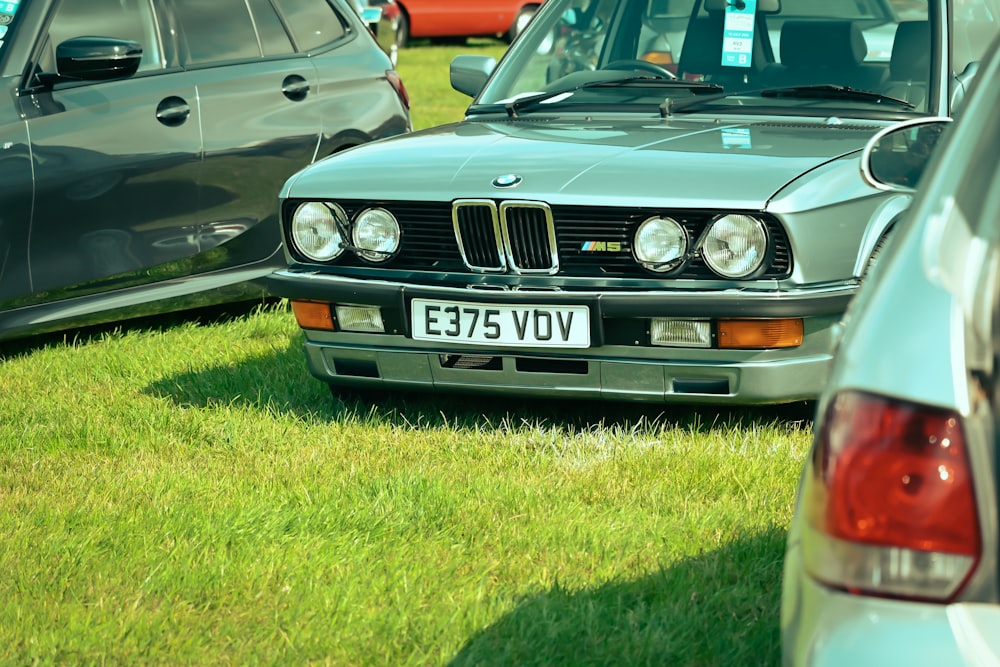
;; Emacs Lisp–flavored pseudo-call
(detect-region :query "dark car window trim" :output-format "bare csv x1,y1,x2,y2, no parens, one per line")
17,0,170,93
267,0,357,55
245,0,269,57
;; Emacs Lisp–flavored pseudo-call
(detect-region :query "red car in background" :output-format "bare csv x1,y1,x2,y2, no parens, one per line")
377,0,546,46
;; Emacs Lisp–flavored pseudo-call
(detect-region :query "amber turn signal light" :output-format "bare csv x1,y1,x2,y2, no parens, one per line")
291,300,335,331
717,318,803,349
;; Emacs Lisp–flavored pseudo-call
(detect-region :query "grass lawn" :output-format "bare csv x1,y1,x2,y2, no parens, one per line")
0,42,814,666
396,40,509,129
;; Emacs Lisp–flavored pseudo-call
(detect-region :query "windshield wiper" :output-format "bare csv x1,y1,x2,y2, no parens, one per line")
759,84,916,109
660,83,916,117
662,84,916,115
476,74,722,118
663,89,759,114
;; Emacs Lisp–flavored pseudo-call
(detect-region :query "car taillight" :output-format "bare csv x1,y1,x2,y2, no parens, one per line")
386,70,410,110
802,390,981,602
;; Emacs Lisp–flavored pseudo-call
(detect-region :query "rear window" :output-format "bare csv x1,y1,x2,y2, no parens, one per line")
271,0,349,51
173,0,262,65
247,0,298,56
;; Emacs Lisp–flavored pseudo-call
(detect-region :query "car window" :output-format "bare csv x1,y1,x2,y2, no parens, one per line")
491,0,619,96
952,0,1000,75
952,65,1000,236
270,0,349,52
172,0,262,65
479,0,943,112
42,0,163,74
246,0,298,56
765,0,896,21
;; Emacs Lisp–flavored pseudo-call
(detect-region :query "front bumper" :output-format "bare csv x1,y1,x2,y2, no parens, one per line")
266,270,856,405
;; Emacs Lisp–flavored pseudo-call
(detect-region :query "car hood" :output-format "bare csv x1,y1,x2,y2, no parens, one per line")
285,116,882,209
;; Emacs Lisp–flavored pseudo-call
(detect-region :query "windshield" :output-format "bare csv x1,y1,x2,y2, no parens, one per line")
477,0,939,113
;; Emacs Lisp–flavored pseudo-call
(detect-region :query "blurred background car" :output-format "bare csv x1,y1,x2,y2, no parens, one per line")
351,0,403,65
391,0,546,47
0,0,410,343
780,32,1000,667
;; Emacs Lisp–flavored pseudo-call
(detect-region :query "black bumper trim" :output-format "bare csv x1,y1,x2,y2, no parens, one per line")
263,271,855,320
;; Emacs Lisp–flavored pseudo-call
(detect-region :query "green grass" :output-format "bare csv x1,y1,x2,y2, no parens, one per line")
0,303,811,666
0,45,814,666
396,41,510,130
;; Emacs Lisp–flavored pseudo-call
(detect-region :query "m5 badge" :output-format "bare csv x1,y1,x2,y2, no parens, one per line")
580,241,622,252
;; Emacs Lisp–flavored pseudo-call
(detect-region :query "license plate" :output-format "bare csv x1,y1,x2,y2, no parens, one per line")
410,298,590,348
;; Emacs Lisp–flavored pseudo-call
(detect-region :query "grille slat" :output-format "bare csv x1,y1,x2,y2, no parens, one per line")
455,202,504,271
503,205,555,272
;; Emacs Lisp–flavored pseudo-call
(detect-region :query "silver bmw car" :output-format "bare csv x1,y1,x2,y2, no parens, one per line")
781,34,1000,667
266,0,999,404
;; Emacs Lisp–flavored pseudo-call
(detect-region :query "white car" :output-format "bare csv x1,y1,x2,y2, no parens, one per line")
780,32,1000,667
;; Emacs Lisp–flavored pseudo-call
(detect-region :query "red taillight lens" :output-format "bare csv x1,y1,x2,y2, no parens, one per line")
802,390,981,602
386,70,410,110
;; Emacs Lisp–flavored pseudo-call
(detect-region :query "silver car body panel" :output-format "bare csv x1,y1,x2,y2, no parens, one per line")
285,117,881,209
782,25,1000,665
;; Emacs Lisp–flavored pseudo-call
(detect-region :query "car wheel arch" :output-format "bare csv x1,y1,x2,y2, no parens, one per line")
317,129,379,161
854,194,912,279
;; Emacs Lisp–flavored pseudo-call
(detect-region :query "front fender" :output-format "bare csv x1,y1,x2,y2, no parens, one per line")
852,193,913,277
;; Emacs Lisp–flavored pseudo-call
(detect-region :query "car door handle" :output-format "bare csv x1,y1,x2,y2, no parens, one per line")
282,75,310,102
155,96,191,127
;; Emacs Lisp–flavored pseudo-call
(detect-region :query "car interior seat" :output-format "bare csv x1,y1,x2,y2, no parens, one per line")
675,13,776,89
883,20,930,108
763,20,889,91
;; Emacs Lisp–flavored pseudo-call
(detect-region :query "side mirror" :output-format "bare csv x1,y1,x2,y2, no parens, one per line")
450,55,497,98
860,117,952,191
56,36,142,82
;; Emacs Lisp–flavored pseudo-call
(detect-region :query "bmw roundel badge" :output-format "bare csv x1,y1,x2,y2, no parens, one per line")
492,174,522,188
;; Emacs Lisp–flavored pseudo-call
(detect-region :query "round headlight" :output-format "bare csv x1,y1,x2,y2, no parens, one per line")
633,216,687,272
702,214,768,278
352,208,400,262
290,202,346,262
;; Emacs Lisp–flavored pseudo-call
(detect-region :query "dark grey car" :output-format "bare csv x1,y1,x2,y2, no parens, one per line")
0,0,411,341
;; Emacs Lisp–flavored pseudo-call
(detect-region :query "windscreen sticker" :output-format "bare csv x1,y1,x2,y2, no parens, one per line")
721,0,757,68
0,0,20,19
722,127,751,149
0,0,20,50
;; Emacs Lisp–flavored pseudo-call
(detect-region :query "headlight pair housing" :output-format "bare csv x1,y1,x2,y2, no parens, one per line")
632,213,769,279
290,202,400,263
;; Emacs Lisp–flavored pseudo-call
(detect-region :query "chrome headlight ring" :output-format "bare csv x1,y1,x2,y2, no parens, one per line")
632,216,688,273
290,201,347,262
701,214,769,279
351,207,401,263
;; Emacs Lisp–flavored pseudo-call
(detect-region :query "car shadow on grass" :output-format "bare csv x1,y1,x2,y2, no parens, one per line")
139,327,815,431
147,343,816,431
447,526,786,666
77,302,815,430
0,298,276,361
